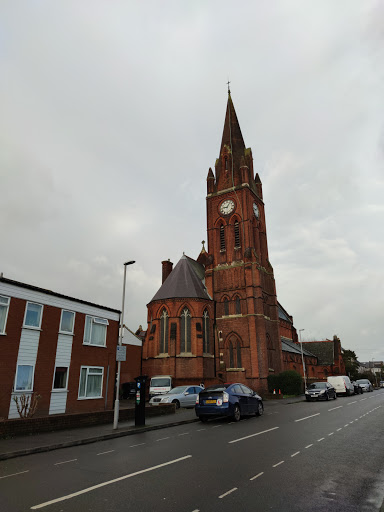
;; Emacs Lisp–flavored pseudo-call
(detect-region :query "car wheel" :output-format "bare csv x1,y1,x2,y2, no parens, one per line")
306,397,310,401
256,402,264,416
199,416,208,423
325,392,329,401
333,392,337,400
172,400,180,409
233,404,241,422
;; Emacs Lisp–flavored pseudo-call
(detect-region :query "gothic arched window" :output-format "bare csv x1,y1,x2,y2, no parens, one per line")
235,296,241,315
236,342,242,368
224,298,229,316
220,225,225,251
228,339,242,368
267,334,275,370
180,308,191,353
229,342,234,368
202,310,210,353
234,220,240,247
160,309,169,354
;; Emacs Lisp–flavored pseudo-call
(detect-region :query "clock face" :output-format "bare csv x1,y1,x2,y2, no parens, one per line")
220,199,235,216
253,202,260,219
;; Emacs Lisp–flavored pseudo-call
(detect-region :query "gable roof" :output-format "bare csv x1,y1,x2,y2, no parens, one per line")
301,341,335,365
150,255,211,302
281,337,316,358
278,302,292,322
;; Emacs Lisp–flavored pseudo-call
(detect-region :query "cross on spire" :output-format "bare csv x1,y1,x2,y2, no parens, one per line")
227,80,231,94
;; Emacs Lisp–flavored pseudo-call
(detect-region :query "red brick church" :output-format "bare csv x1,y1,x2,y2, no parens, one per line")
142,92,284,394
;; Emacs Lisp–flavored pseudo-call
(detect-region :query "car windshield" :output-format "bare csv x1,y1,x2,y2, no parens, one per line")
151,378,171,387
309,382,327,389
167,387,187,394
356,380,369,384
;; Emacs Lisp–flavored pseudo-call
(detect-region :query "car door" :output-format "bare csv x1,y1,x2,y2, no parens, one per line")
232,384,248,414
185,387,198,406
241,385,256,414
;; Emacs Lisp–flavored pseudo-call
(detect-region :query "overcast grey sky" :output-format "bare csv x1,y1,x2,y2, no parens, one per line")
1,1,383,362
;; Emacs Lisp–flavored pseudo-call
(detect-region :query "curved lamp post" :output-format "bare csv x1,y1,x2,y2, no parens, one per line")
113,260,135,430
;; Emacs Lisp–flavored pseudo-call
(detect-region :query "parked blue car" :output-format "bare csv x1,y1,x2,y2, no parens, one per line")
195,383,263,422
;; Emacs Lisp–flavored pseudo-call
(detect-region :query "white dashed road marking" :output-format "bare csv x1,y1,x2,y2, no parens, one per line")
272,461,284,468
295,413,320,422
228,426,279,444
31,455,193,509
317,438,325,442
291,451,300,457
97,450,114,456
130,443,146,447
250,472,264,481
219,488,238,499
347,401,357,405
0,470,29,479
305,444,313,449
328,406,342,411
54,459,77,466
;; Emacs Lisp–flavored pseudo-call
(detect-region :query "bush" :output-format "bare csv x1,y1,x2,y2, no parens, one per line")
267,371,303,395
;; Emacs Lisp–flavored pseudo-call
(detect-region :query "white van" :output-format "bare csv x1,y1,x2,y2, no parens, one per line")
149,375,173,399
327,376,355,396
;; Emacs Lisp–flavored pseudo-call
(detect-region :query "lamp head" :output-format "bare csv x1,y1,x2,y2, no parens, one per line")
124,260,135,266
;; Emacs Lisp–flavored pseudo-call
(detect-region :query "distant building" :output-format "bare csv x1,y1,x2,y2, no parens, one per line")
301,336,346,378
0,275,120,419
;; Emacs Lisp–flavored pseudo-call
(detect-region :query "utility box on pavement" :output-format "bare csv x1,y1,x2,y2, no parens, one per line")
134,375,147,427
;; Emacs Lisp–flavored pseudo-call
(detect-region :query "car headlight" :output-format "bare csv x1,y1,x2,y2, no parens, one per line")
161,397,170,403
319,390,325,394
305,391,309,394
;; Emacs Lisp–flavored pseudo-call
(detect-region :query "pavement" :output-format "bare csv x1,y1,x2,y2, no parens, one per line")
0,395,305,461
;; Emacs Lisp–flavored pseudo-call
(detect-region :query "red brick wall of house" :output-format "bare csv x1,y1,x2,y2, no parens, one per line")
120,344,142,384
0,292,120,419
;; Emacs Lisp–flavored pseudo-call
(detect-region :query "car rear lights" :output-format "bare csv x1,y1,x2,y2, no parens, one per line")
195,395,199,404
223,392,229,403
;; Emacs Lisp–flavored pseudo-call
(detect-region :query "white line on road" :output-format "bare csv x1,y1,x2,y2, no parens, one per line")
272,461,284,468
328,432,334,436
337,428,342,431
291,451,300,457
317,438,325,442
305,444,313,449
250,472,264,480
31,455,193,509
328,406,343,411
361,398,367,401
228,426,279,444
344,424,349,427
295,413,320,422
212,425,222,428
130,443,146,447
196,429,206,432
0,470,29,480
347,401,357,405
96,450,115,456
156,438,170,442
191,509,200,512
350,421,354,424
178,433,190,436
54,459,77,466
219,488,238,499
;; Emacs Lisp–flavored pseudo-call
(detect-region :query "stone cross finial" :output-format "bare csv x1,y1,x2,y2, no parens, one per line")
201,240,206,251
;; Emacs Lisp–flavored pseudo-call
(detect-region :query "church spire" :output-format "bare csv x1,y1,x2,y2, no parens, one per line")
220,92,246,163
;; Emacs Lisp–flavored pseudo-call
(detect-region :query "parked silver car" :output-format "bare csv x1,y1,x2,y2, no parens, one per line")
355,379,373,392
149,385,204,408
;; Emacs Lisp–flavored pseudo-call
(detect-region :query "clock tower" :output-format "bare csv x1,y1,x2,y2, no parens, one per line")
203,92,283,392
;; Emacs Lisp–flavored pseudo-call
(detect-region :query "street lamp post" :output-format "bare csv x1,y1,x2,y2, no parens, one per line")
299,329,307,391
113,260,135,430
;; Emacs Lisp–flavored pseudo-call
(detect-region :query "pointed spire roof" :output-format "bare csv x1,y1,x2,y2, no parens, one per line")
150,255,211,302
220,92,245,158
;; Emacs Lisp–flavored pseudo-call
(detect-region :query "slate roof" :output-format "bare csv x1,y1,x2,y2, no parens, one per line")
278,302,291,322
281,337,316,358
150,255,212,302
301,341,335,365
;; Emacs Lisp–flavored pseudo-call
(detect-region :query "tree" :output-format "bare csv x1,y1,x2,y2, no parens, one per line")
342,349,359,380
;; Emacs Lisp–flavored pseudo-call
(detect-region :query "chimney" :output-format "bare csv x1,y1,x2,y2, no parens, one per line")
162,259,173,283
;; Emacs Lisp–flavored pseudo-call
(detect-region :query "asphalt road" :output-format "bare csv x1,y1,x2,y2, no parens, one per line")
1,390,384,512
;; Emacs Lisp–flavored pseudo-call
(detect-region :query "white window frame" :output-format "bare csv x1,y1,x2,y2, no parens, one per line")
14,364,35,392
23,301,43,330
83,316,109,347
78,366,104,400
0,295,10,335
59,309,76,335
52,365,69,391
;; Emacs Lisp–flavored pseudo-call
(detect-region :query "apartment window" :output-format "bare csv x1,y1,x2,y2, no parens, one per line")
220,225,226,251
53,366,69,390
15,365,34,391
83,316,108,346
160,309,169,354
60,310,75,334
78,366,103,398
0,295,10,334
180,308,191,353
234,221,240,247
23,302,43,329
203,310,210,353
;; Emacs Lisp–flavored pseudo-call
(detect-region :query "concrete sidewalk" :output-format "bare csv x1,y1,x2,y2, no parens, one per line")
0,396,305,461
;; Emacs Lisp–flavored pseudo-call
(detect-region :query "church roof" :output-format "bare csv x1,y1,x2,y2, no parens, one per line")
278,302,292,322
150,255,211,302
301,341,335,365
281,337,316,358
220,92,246,161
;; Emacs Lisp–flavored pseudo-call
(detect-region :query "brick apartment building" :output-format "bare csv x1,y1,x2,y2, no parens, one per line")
0,275,121,419
142,92,284,393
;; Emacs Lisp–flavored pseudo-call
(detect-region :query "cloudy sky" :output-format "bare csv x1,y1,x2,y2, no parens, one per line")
1,1,383,362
